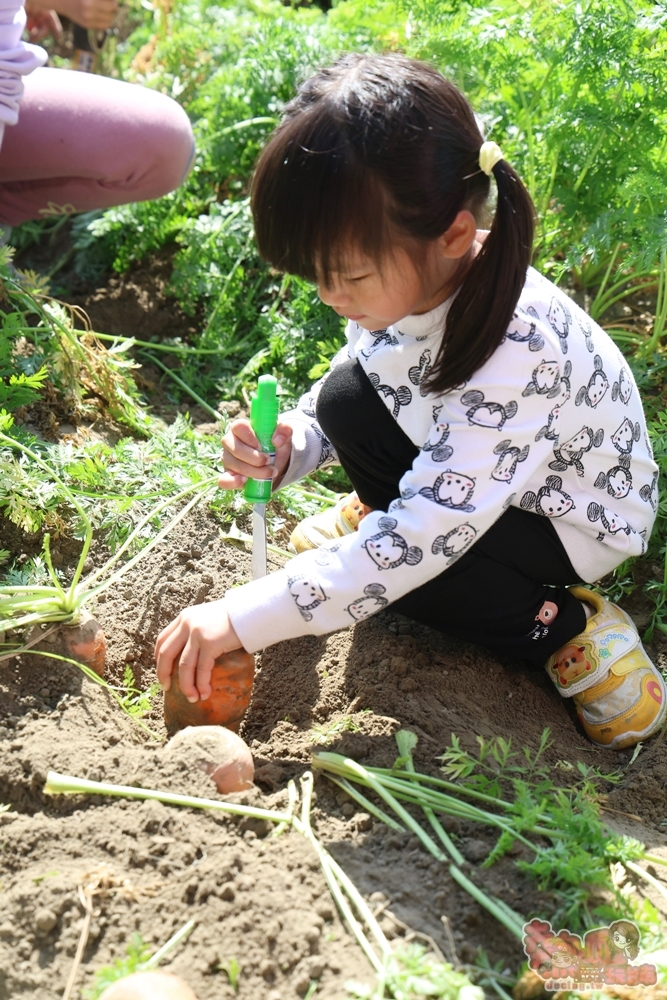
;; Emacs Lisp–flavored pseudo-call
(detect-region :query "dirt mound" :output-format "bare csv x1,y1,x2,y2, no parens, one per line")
2,507,667,998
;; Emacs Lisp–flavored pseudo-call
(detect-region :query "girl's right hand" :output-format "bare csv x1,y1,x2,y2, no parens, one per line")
218,418,293,490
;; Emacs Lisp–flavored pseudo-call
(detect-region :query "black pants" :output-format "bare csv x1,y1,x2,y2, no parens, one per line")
316,359,586,665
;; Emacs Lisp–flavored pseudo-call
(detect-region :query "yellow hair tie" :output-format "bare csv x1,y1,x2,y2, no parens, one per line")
479,141,504,176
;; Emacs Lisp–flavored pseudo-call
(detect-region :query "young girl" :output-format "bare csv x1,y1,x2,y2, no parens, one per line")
155,53,665,751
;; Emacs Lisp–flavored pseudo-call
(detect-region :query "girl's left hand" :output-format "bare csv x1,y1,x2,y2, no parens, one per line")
155,599,242,702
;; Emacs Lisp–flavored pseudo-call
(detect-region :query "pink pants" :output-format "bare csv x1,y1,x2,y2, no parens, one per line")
0,66,195,226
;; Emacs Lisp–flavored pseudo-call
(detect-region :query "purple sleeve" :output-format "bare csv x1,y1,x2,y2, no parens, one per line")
0,0,47,132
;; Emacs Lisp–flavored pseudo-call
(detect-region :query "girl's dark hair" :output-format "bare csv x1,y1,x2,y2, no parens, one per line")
251,53,535,394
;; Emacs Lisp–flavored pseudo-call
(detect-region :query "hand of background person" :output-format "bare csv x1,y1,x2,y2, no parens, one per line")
24,1,63,40
26,0,118,31
218,418,293,490
155,599,243,702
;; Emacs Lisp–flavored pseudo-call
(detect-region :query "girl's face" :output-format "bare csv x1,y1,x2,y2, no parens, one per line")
316,246,440,330
316,215,478,330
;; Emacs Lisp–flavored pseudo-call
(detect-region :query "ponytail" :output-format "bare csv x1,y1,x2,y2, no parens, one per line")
251,53,536,392
423,159,535,395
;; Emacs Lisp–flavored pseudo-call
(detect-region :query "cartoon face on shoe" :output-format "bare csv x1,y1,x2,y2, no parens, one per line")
551,643,593,685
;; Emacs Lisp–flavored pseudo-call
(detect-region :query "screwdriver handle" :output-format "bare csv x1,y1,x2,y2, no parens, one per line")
243,375,279,504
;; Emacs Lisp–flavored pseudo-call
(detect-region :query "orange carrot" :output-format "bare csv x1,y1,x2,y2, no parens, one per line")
165,725,254,793
163,648,254,732
27,611,106,678
99,972,198,1000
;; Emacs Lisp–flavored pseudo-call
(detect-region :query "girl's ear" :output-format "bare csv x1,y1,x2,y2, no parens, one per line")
436,210,477,260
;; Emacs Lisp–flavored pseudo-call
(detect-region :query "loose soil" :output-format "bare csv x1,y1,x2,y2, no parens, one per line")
4,243,667,998
3,504,667,1000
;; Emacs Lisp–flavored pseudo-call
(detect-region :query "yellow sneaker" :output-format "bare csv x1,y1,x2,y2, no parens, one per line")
288,492,371,553
545,587,666,750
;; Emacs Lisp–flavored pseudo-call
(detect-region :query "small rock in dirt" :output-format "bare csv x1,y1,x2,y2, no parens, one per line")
39,688,50,698
34,908,58,934
341,802,355,818
0,923,14,940
313,900,334,922
219,885,235,902
254,761,284,790
353,812,373,832
260,959,277,980
461,839,489,863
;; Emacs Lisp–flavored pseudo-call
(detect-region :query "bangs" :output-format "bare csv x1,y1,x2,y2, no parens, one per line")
251,106,395,283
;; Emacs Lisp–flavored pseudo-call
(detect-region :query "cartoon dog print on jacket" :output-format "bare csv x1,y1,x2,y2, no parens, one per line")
423,406,453,463
522,360,560,398
288,574,328,621
368,371,412,419
612,366,633,405
492,439,530,483
611,417,642,456
534,361,572,443
419,471,476,512
360,329,398,359
547,296,573,354
431,523,478,558
550,643,593,686
346,583,388,620
575,355,609,409
520,475,575,518
362,516,423,570
577,314,595,353
594,455,633,500
506,305,545,351
587,502,633,535
549,426,604,477
461,390,518,430
408,349,432,398
639,470,659,511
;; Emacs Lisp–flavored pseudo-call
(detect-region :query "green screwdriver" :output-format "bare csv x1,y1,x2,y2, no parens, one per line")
243,375,279,579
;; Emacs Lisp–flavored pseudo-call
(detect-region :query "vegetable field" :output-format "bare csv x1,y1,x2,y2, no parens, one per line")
2,0,667,997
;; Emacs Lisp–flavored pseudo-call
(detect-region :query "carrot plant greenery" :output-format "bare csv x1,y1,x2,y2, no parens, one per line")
43,768,491,1000
313,729,667,944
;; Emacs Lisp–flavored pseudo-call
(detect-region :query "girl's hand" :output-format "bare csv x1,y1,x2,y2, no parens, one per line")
155,599,242,702
218,418,293,490
24,2,63,40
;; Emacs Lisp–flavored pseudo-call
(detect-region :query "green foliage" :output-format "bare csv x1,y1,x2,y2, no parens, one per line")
119,665,162,718
439,730,654,934
83,933,151,999
402,0,667,283
346,942,485,999
218,957,242,991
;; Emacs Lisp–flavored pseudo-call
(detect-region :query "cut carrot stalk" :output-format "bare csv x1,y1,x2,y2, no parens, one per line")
163,648,255,732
